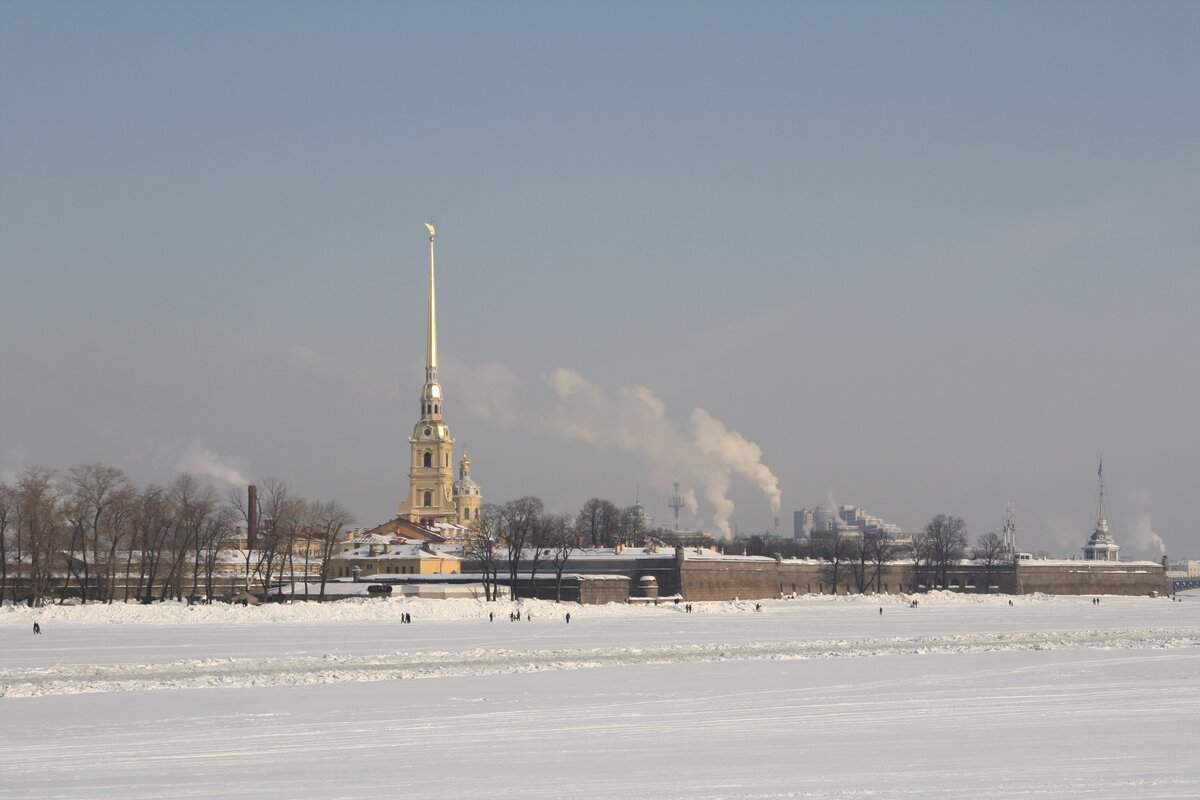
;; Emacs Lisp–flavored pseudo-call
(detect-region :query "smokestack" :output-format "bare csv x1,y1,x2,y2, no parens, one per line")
247,484,258,550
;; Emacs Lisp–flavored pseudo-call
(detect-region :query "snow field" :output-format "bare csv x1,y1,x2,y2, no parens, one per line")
2,591,1197,799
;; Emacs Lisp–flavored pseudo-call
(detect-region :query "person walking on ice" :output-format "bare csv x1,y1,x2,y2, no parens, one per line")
33,622,41,634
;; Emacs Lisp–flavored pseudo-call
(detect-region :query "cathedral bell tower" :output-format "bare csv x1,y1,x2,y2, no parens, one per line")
398,222,459,524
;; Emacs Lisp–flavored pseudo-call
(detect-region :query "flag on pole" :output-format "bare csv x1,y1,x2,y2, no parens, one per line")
1098,459,1103,478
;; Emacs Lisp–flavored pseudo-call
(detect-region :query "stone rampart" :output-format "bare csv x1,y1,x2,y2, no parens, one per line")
580,576,631,605
679,558,912,601
1015,561,1171,596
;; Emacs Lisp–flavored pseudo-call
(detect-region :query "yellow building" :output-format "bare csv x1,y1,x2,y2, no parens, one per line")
397,223,483,530
329,534,462,579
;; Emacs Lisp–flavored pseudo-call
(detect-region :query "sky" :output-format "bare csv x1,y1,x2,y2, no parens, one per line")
2,1,1197,557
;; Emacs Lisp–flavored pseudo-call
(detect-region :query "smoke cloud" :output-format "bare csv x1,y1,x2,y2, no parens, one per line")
540,368,781,537
159,438,250,487
1130,512,1167,558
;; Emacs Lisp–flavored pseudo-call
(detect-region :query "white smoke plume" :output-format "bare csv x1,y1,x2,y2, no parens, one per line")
1130,512,1167,558
688,408,782,516
682,487,699,515
541,368,781,537
159,438,250,487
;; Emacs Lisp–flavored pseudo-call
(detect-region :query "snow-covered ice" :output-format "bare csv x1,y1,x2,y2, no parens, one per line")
2,591,1198,799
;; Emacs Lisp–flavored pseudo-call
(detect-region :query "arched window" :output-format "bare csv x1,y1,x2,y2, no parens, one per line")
423,452,432,468
464,507,470,520
423,490,432,507
434,404,439,414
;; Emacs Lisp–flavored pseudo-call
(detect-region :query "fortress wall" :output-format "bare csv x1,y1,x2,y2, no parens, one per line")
679,558,781,601
1015,562,1172,596
678,559,912,601
579,576,631,605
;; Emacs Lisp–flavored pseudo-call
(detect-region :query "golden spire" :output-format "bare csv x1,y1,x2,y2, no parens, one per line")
425,221,437,373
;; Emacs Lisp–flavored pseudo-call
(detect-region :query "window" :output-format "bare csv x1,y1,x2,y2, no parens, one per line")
464,507,470,520
423,491,432,507
423,452,432,468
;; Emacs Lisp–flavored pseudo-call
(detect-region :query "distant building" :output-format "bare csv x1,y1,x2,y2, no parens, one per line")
794,503,905,539
1166,559,1200,578
327,534,461,580
1082,461,1120,562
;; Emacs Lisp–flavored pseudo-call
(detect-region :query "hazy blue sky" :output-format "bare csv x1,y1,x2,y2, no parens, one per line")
2,2,1197,556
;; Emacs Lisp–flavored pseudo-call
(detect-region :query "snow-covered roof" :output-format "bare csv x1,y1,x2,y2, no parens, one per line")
350,533,393,546
1017,559,1164,569
332,543,462,561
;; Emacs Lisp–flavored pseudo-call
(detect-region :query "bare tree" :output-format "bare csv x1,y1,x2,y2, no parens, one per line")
196,504,235,602
13,468,66,606
312,499,355,601
225,484,256,591
500,496,543,598
576,498,620,548
131,485,173,601
974,531,1006,591
920,514,968,590
63,464,131,603
526,512,554,586
161,474,216,601
814,532,854,595
546,514,577,601
849,535,871,593
0,483,13,603
464,503,504,601
98,485,136,603
863,531,895,593
252,478,296,599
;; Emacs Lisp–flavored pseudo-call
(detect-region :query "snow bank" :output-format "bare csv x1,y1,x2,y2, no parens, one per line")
4,627,1195,698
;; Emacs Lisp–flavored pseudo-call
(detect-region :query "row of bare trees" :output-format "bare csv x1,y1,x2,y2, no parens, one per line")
464,496,581,602
731,514,1013,593
0,465,353,606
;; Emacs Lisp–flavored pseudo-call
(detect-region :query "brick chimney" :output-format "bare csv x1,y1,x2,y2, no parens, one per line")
247,484,258,550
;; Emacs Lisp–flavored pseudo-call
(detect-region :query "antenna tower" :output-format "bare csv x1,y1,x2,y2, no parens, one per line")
668,482,686,531
1001,502,1017,556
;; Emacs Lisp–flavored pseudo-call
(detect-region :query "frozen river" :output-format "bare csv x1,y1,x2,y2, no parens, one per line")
2,591,1198,799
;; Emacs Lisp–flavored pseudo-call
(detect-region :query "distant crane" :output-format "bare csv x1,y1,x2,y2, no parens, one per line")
668,482,686,531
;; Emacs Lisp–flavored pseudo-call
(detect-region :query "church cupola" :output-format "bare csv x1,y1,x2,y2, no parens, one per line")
1083,459,1120,562
453,448,483,528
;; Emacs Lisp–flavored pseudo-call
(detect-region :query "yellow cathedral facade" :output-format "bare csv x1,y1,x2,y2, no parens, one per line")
397,223,483,532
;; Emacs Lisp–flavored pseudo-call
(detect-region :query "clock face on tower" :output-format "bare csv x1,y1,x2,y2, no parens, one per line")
424,427,432,436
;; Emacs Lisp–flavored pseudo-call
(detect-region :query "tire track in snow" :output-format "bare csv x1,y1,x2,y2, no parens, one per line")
3,627,1197,697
